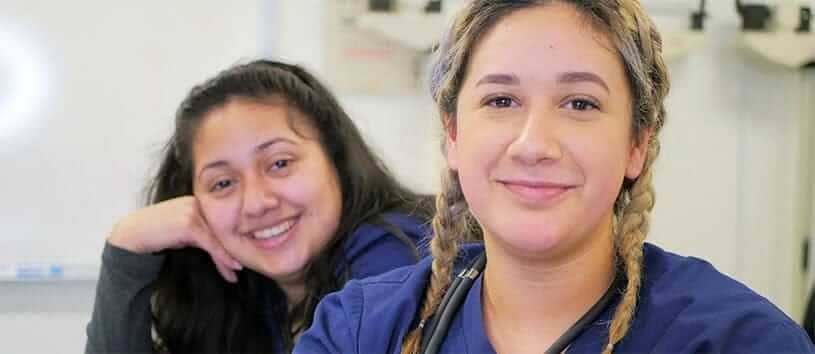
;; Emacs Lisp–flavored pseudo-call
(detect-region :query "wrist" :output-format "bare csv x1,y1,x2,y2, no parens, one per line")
108,220,145,253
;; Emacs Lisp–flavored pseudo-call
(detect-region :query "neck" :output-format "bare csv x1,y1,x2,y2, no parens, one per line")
278,281,306,312
481,217,617,353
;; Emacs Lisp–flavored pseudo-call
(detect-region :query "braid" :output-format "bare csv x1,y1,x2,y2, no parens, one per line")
612,0,669,131
603,140,659,354
600,2,669,351
401,170,472,354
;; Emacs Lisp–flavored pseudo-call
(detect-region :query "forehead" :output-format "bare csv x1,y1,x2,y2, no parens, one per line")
192,99,316,159
466,3,624,86
197,99,287,138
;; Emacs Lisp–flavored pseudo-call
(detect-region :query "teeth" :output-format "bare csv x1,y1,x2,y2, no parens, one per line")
252,220,294,240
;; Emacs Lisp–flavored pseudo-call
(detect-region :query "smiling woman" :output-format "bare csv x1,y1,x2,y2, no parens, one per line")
84,59,433,354
294,1,814,353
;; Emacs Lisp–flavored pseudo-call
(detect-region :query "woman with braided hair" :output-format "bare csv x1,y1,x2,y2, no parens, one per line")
296,1,814,353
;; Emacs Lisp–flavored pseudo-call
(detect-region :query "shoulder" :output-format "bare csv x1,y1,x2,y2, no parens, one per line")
342,212,432,279
627,243,813,352
297,244,485,354
296,256,432,354
640,242,757,299
639,243,782,315
347,212,430,248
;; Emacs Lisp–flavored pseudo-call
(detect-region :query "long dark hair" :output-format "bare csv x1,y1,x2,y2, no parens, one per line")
147,59,432,353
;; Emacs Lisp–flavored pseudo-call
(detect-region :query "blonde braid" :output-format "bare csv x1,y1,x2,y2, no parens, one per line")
600,4,667,352
401,3,488,351
613,0,670,133
603,140,659,354
589,3,666,351
401,170,473,354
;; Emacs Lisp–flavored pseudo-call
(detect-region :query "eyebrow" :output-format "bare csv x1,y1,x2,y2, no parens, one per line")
474,71,610,93
475,73,520,87
557,71,609,93
196,137,296,180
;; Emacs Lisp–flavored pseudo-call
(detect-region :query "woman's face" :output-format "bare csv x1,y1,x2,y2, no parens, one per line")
191,98,342,287
448,3,649,262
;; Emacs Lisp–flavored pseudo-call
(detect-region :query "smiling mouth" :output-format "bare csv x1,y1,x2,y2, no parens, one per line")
250,217,298,240
499,180,575,203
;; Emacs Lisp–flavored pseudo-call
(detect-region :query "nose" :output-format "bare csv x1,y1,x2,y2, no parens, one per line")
507,105,562,165
241,172,279,218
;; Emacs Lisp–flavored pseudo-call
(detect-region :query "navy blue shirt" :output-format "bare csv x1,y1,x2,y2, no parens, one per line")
296,243,814,353
264,212,430,352
341,212,431,278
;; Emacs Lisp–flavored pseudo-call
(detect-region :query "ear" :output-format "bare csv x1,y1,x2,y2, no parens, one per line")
444,113,459,171
625,128,653,179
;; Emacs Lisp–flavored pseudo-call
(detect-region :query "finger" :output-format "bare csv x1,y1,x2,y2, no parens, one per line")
184,199,242,269
189,213,242,271
187,223,243,282
214,258,238,283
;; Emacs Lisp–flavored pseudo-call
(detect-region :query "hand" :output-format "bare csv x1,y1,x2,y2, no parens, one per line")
108,196,242,282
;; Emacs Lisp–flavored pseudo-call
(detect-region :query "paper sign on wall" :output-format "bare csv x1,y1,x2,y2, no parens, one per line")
322,0,428,93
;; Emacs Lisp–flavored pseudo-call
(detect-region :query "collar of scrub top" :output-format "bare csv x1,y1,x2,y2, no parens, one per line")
419,251,626,354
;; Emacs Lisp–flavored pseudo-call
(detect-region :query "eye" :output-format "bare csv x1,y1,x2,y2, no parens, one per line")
485,95,517,109
269,159,291,171
210,179,235,192
565,98,599,111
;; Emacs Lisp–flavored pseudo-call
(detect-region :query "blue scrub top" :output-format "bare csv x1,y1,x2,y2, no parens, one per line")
264,212,430,353
340,212,431,278
297,243,815,353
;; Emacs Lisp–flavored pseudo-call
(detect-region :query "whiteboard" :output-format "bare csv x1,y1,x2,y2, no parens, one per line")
0,0,440,280
0,0,268,276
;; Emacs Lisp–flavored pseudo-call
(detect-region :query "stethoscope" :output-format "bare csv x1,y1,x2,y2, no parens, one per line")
418,252,625,354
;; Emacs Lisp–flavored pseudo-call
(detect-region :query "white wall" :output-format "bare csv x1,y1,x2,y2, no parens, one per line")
1,1,813,353
647,0,812,319
0,0,265,267
0,1,265,353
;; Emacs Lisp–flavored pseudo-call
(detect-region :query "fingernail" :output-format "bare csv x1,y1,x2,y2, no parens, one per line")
232,261,243,270
224,271,236,283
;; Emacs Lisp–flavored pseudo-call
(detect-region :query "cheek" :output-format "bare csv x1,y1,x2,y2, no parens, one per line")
295,164,338,206
275,181,311,208
454,126,508,214
293,165,342,251
571,131,630,205
456,119,511,170
196,197,237,239
287,160,343,226
317,170,343,225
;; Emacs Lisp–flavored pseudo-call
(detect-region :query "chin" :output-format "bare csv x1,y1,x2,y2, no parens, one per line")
504,232,563,255
256,259,307,283
489,221,572,257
